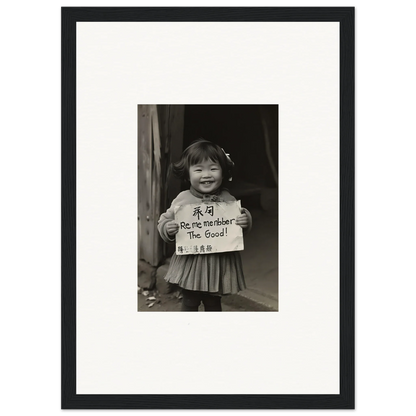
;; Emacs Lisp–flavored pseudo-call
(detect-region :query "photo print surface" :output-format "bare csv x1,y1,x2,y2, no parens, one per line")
138,105,278,312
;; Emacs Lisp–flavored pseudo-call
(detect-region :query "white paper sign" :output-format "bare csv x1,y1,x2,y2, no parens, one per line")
174,201,244,255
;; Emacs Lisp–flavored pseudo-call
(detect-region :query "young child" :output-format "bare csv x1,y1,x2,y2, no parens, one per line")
157,139,252,311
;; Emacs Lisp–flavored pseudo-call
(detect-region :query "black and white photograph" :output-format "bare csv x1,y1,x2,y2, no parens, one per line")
64,9,349,405
137,105,278,312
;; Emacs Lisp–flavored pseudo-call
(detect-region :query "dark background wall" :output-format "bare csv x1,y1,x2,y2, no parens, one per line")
182,105,278,193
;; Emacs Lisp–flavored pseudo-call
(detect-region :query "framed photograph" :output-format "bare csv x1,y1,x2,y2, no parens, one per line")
62,7,354,409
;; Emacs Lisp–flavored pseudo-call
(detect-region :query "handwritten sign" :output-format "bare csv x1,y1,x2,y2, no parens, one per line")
174,201,244,255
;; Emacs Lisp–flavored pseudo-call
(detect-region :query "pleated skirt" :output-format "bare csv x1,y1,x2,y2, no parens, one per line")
164,252,246,295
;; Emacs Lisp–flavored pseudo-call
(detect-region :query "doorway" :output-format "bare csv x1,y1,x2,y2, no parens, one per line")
180,105,279,310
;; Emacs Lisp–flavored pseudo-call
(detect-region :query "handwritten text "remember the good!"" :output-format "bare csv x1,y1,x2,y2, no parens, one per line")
174,201,244,255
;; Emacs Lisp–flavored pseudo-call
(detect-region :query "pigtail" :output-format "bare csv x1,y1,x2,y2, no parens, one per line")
171,158,188,182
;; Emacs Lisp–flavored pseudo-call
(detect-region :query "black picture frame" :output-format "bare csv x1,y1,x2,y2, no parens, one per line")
62,7,354,409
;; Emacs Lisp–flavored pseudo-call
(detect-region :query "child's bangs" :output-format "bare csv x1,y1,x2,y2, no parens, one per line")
188,145,220,166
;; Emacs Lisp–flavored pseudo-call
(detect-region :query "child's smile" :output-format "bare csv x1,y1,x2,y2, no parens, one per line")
189,159,223,194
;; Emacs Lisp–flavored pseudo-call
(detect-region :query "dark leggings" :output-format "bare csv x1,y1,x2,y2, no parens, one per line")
181,289,222,312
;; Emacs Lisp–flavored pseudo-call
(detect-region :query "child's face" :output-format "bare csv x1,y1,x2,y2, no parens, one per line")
189,158,223,194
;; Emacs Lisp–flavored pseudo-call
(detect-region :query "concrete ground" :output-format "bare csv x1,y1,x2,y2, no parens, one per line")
138,205,278,312
239,207,278,310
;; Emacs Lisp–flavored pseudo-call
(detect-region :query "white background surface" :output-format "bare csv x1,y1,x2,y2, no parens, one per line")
76,20,339,394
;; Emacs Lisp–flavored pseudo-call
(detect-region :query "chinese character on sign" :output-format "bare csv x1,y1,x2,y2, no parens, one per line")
206,245,212,252
193,206,204,220
205,205,214,216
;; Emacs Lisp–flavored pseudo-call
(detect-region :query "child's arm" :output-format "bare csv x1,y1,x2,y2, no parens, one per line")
236,208,252,233
221,190,253,233
157,194,184,243
158,210,178,243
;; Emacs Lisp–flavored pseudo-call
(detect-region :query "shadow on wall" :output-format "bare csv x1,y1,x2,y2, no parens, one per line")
182,105,277,190
174,105,279,309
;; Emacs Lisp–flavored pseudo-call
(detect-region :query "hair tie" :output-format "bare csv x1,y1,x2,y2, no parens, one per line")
221,148,234,181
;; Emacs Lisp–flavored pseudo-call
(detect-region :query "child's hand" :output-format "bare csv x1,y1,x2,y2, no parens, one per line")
166,221,179,236
236,212,249,229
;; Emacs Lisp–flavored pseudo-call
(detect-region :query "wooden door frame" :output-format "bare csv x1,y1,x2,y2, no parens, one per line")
138,105,184,266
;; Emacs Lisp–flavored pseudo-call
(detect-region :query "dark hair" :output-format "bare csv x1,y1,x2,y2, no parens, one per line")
172,138,234,182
